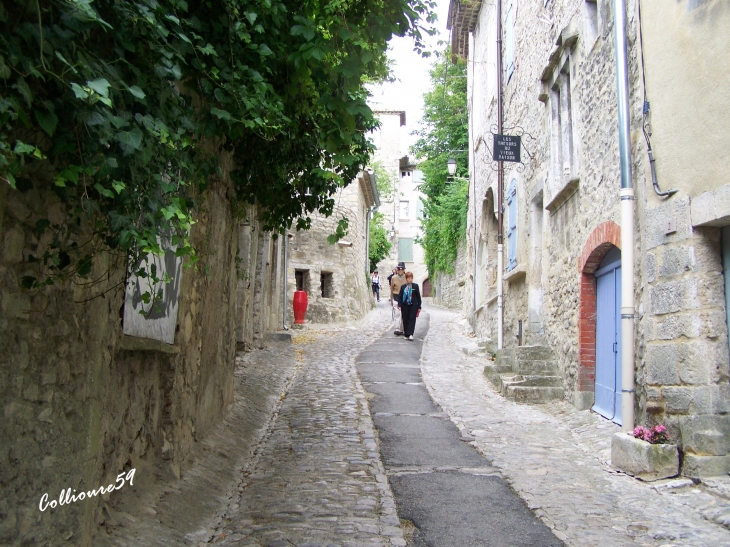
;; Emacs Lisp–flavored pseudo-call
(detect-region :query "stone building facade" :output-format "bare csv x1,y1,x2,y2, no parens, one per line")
450,0,730,476
286,171,379,325
370,112,429,290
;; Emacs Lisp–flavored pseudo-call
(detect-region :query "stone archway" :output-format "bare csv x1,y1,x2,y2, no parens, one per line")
576,221,621,409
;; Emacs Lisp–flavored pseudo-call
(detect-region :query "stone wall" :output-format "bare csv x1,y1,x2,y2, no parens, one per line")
287,175,373,325
633,0,730,478
432,239,468,310
236,205,284,349
0,163,283,543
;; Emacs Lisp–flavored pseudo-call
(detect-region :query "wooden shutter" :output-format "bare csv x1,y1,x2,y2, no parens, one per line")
398,238,413,262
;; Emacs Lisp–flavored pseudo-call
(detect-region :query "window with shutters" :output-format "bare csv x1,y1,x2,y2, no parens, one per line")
505,0,516,82
398,238,413,262
506,179,518,271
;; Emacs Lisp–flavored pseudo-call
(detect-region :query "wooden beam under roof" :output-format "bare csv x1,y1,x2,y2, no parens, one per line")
447,0,484,59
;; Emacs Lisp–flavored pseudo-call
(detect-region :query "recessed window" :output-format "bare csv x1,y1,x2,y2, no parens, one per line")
505,0,516,82
320,272,334,298
550,62,575,183
399,200,410,220
506,179,518,271
295,269,310,292
584,0,599,51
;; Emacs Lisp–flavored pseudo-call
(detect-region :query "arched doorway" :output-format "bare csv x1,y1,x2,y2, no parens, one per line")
422,278,432,297
593,247,622,424
577,221,622,416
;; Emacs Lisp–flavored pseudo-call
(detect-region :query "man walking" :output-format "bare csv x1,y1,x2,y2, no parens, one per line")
390,263,407,335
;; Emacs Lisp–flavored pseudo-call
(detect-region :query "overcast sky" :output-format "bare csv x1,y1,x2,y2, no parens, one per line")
367,0,452,155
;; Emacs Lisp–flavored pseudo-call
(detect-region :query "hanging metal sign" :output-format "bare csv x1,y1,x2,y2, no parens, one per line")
492,134,521,163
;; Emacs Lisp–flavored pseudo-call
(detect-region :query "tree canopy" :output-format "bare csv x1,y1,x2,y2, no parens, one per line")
410,47,468,277
0,0,435,293
410,47,468,199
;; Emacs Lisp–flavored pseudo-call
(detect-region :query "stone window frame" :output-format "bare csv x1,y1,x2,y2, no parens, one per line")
583,0,600,52
295,269,310,292
399,200,410,220
539,26,581,212
320,271,334,298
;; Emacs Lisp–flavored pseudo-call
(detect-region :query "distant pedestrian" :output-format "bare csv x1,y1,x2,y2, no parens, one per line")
390,263,407,335
397,271,422,341
371,270,381,302
387,268,396,306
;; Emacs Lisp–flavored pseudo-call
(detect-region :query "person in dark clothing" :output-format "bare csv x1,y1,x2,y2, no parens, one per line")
397,271,422,341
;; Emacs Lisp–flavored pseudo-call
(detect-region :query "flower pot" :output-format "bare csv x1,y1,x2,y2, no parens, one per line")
293,290,308,324
611,432,679,481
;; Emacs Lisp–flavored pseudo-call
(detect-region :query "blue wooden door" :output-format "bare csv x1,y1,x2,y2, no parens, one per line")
592,248,622,425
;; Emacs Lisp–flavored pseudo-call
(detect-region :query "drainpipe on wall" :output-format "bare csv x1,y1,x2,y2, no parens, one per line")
472,175,477,329
496,0,505,350
614,0,635,432
282,229,289,331
365,207,372,275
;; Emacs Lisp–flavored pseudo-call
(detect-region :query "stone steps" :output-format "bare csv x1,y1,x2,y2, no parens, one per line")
483,345,563,404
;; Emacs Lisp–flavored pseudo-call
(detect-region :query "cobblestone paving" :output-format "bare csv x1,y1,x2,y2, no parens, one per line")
420,303,730,547
205,311,406,547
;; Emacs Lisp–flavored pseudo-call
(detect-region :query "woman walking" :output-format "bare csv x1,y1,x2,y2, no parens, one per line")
371,270,381,302
397,271,422,341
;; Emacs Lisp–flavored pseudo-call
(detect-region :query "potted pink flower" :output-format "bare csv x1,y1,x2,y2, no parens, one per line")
611,423,679,481
631,424,670,445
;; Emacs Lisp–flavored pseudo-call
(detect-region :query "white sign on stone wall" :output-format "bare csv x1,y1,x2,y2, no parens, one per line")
122,241,182,344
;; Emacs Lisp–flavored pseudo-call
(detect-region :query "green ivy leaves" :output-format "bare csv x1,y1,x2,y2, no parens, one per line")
1,0,435,299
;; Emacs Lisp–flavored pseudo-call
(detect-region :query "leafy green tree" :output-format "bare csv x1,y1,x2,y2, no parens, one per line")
369,211,392,271
0,0,435,295
419,178,467,275
369,159,396,202
410,46,468,277
411,47,468,199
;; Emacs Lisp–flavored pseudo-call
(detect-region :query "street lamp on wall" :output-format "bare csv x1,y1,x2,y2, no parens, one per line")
447,157,457,177
389,225,395,238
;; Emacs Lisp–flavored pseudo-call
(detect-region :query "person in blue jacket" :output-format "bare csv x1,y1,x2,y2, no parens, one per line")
397,271,422,341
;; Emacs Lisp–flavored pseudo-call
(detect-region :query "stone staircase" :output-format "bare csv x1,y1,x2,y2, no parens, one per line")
483,345,564,403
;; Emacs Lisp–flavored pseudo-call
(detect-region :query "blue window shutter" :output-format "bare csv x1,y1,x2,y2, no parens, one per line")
506,180,517,271
398,238,413,262
505,0,515,81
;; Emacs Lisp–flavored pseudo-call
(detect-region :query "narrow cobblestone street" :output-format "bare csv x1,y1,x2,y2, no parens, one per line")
104,301,730,547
